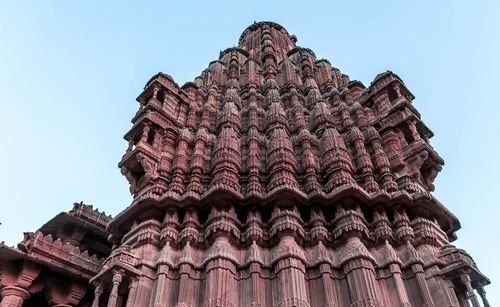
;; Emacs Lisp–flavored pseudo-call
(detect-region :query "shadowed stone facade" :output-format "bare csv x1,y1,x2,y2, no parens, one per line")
0,21,490,307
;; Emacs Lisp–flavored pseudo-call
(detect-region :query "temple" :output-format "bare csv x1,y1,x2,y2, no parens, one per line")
0,21,490,307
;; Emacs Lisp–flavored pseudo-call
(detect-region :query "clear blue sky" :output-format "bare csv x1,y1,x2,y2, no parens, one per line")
1,0,498,304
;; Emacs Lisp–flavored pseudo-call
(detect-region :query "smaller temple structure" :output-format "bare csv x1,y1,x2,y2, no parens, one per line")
0,202,112,307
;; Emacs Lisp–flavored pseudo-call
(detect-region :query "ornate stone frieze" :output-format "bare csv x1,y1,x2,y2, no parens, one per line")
18,231,104,276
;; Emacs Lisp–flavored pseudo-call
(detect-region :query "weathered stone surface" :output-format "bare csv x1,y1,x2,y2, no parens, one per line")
0,21,489,307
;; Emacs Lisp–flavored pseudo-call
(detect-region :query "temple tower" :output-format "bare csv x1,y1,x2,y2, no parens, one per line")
94,22,489,307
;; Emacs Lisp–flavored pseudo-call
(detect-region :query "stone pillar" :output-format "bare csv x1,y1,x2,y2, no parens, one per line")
158,130,177,181
340,237,383,307
319,263,338,307
130,275,154,307
476,286,491,307
152,265,171,307
138,97,146,110
91,284,103,307
153,86,159,100
442,279,459,306
389,263,411,307
273,235,310,307
0,286,30,307
107,272,123,307
152,130,162,149
125,278,138,307
140,123,151,144
249,262,262,306
391,83,402,100
412,263,434,307
175,242,196,307
407,120,421,141
246,240,264,307
126,138,134,154
203,236,237,307
476,286,490,307
374,92,390,117
460,274,480,307
456,291,471,307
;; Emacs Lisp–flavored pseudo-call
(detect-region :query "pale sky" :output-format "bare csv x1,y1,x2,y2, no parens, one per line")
1,0,498,304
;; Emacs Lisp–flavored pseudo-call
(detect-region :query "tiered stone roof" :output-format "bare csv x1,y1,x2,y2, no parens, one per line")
115,21,453,236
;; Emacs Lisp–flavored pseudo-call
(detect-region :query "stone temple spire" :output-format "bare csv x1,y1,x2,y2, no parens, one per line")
98,21,490,307
0,21,489,307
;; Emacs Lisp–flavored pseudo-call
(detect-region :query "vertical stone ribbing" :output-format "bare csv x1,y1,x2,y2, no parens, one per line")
151,243,174,307
341,237,383,307
269,207,309,307
168,129,191,194
246,240,264,306
349,127,378,192
131,275,154,307
314,241,338,307
203,237,238,307
175,242,196,307
273,236,310,307
380,241,411,306
405,241,434,307
244,87,264,195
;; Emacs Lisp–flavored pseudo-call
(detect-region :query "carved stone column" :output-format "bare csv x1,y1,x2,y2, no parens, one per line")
460,274,480,307
411,263,434,307
126,138,134,154
476,286,490,307
106,271,123,307
152,86,160,100
140,123,151,144
373,92,390,117
441,279,459,307
45,278,87,307
379,239,410,306
175,242,196,307
152,263,171,307
340,237,383,307
389,263,411,306
246,236,264,306
273,235,310,307
158,130,177,181
456,291,471,307
130,274,154,307
403,240,434,307
125,278,138,307
0,286,30,307
203,236,237,307
249,262,262,306
319,262,337,307
91,284,103,307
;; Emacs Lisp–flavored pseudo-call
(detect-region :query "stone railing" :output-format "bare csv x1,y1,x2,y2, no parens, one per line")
69,202,112,230
439,245,477,269
102,246,140,269
18,231,104,275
